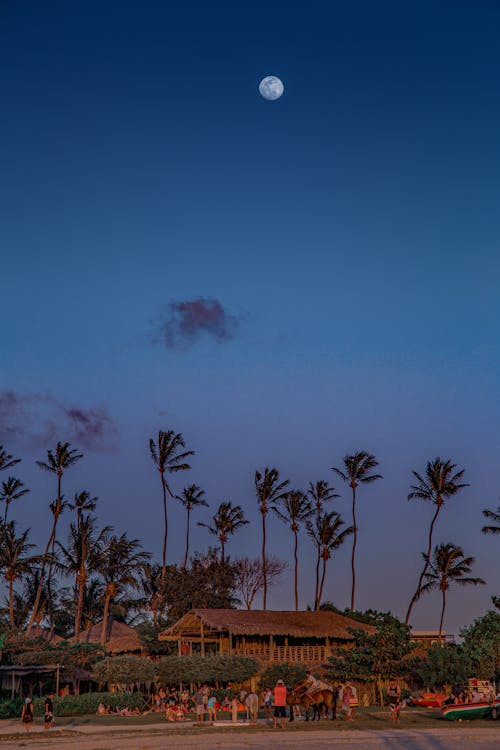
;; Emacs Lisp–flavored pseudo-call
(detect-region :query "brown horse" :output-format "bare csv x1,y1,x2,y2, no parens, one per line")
287,685,338,721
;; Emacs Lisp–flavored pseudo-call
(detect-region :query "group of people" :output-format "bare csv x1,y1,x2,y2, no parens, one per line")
443,683,497,706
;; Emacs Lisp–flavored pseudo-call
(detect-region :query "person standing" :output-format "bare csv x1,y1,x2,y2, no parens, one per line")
273,679,287,729
193,687,206,721
341,682,354,721
44,693,55,731
231,695,239,723
21,698,34,732
207,693,217,722
387,679,401,725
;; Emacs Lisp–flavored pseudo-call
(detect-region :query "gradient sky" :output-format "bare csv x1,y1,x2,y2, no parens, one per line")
1,0,499,634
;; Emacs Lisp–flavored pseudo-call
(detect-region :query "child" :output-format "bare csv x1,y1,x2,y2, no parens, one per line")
231,695,239,723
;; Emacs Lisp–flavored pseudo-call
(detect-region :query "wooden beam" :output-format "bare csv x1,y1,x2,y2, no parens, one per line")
200,619,205,656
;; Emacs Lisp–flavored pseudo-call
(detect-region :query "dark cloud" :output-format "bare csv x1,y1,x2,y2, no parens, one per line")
0,390,117,450
157,297,242,349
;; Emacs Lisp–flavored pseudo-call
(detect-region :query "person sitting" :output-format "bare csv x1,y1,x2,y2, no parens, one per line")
302,670,321,697
97,702,107,715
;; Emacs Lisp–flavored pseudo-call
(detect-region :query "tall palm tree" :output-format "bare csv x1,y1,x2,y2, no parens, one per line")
96,533,150,645
255,467,289,609
0,477,29,524
137,563,164,626
482,505,500,535
176,485,208,567
419,543,485,639
0,446,21,473
306,511,354,607
405,458,468,625
68,491,97,531
58,515,110,639
0,522,38,626
273,490,313,610
198,501,249,563
307,480,340,610
332,451,382,611
149,431,194,580
27,442,83,632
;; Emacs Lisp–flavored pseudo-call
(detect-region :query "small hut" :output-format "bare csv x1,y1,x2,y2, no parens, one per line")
160,609,374,663
72,619,144,656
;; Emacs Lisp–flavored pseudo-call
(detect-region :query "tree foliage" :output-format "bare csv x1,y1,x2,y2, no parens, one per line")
92,656,155,685
155,654,260,684
460,608,500,679
259,662,308,688
413,643,471,688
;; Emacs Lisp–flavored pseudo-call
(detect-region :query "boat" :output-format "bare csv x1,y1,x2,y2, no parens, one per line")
441,697,500,721
410,692,447,708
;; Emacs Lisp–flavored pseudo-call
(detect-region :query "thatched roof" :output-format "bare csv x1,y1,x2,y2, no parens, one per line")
71,619,143,653
160,609,375,640
25,627,62,643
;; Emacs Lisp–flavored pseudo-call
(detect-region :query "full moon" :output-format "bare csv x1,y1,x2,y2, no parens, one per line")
259,75,284,101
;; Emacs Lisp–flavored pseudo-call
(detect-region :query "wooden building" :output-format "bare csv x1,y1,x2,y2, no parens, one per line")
160,609,374,663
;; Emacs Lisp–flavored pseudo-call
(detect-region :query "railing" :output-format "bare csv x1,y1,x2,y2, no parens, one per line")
237,644,329,662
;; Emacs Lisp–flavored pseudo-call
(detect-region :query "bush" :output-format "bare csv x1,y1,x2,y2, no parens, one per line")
0,697,24,719
259,662,307,688
155,655,260,685
92,657,155,686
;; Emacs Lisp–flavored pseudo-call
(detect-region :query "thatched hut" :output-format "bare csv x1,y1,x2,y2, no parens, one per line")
160,609,374,663
72,619,144,656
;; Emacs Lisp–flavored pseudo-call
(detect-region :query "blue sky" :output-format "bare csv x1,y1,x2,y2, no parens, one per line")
1,0,499,632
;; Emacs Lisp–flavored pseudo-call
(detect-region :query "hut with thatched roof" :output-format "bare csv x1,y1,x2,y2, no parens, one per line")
160,609,374,663
72,619,144,656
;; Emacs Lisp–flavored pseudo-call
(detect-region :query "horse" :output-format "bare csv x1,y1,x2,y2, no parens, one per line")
287,684,338,721
241,691,259,721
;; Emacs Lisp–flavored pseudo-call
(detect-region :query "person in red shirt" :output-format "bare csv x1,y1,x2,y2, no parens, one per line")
273,680,287,729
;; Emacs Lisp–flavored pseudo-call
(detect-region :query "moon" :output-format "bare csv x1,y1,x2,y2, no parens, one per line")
259,75,284,101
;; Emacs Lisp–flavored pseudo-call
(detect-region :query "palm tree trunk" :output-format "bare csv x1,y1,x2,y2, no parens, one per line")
183,508,191,568
221,538,225,564
318,553,327,605
261,510,267,610
405,504,441,624
26,522,56,633
8,579,14,626
75,570,85,640
293,529,299,611
161,472,168,581
101,593,111,645
3,502,8,525
314,504,321,610
439,589,446,641
350,485,357,611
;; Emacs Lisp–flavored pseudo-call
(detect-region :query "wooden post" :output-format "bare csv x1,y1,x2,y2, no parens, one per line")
178,638,182,656
56,664,60,697
229,631,233,655
200,620,205,657
326,636,331,657
242,635,246,655
269,634,274,660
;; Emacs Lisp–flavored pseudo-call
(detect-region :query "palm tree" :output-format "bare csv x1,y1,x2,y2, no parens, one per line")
0,522,37,625
96,533,150,645
149,431,194,580
68,491,97,531
198,501,249,563
405,458,468,624
419,543,485,639
0,446,21,473
0,477,29,524
306,511,354,607
307,480,340,610
482,505,500,535
137,563,164,626
58,515,110,639
27,442,83,632
255,467,289,609
332,452,382,611
273,490,313,610
176,485,208,567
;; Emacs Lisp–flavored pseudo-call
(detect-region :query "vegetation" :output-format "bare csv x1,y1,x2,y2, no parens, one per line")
176,485,208,567
259,662,308,688
307,481,339,610
92,655,155,685
254,467,289,610
155,654,260,684
482,504,500,535
198,501,249,563
272,490,312,610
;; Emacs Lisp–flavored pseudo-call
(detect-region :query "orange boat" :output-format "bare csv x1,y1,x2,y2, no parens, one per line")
410,692,447,708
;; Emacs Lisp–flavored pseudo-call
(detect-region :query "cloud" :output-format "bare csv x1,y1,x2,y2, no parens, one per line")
156,297,242,349
0,390,117,450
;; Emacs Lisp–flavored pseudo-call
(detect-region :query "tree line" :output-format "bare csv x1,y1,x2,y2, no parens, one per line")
0,435,498,643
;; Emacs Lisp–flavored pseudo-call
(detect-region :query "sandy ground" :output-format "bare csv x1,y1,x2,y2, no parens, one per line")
0,722,499,750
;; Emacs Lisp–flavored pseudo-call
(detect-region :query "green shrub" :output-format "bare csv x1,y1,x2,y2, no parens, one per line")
259,662,307,688
0,697,24,719
92,656,155,686
32,692,144,716
155,655,260,685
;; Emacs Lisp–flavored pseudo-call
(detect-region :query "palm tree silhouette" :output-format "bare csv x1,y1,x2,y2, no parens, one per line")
482,505,500,535
332,451,382,611
0,446,21,473
198,501,249,563
273,490,313,610
0,522,38,625
96,533,150,644
176,485,208,567
255,467,289,609
27,442,83,632
58,514,110,639
307,480,340,610
306,511,353,608
149,430,194,580
137,563,164,626
420,543,485,639
405,458,468,624
0,477,29,524
68,491,97,532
